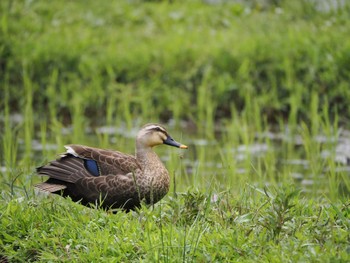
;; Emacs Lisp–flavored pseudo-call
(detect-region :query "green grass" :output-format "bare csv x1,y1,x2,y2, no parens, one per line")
1,187,349,262
1,0,350,261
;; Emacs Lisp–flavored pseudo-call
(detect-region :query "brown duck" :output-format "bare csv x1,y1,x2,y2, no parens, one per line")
35,123,188,211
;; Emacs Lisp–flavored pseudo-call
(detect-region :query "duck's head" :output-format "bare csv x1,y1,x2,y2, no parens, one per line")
137,123,188,149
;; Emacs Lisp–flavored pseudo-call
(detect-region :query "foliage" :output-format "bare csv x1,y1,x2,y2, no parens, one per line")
0,188,349,262
1,0,350,127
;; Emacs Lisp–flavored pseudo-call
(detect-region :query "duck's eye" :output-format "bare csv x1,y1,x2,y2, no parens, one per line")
155,127,162,132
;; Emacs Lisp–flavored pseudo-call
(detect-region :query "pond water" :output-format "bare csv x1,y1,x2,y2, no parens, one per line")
1,115,350,197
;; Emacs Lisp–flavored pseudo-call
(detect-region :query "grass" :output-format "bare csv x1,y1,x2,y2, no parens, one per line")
1,186,349,262
1,0,350,261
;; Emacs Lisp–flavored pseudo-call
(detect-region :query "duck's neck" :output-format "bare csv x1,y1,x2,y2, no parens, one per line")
135,142,170,203
135,144,164,170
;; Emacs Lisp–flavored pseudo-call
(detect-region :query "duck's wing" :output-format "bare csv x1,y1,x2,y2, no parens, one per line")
35,144,141,193
65,144,141,175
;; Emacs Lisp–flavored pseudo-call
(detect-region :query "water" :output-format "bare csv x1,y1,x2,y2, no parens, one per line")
1,114,350,196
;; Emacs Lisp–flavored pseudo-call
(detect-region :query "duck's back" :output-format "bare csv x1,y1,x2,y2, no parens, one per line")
36,145,144,210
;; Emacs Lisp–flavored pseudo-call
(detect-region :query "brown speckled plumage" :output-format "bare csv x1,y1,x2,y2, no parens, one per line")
35,124,187,211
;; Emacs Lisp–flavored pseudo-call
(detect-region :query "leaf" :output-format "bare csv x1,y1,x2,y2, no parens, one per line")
234,213,253,223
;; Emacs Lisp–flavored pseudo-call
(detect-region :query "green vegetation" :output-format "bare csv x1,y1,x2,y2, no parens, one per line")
2,0,350,127
1,0,350,261
1,187,349,262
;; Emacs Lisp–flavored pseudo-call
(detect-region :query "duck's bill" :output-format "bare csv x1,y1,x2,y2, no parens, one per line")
164,136,188,149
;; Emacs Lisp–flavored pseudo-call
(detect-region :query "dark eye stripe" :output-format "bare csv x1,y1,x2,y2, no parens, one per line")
157,128,167,135
147,125,167,134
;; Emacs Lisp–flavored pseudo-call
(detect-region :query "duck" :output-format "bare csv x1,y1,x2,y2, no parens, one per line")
35,123,188,211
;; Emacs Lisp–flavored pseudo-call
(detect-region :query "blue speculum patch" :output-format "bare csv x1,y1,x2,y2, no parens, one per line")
84,159,100,176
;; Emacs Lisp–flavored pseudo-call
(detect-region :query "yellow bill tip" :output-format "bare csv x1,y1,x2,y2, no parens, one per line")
179,144,188,149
